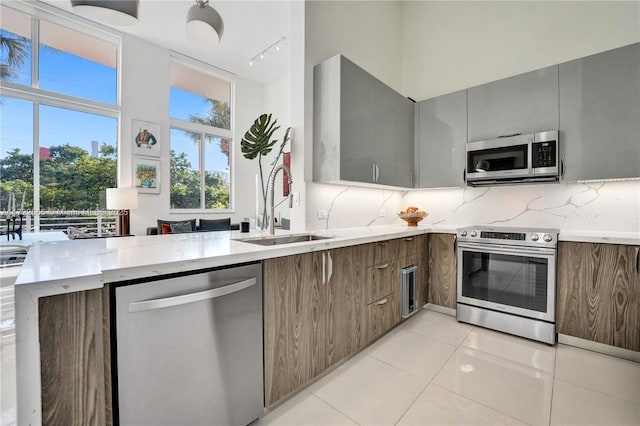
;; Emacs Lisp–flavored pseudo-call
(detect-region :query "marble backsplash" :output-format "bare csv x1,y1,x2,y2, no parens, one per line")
306,180,640,233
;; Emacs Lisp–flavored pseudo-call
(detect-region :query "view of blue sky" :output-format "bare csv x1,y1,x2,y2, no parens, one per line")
1,27,230,177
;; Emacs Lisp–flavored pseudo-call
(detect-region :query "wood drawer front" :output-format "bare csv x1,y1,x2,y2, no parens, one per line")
366,260,397,304
396,236,421,260
366,240,399,266
366,292,400,342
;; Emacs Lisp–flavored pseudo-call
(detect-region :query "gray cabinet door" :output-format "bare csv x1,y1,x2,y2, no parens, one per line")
340,56,377,183
396,96,415,187
559,42,640,181
467,65,559,142
373,80,399,185
416,90,467,188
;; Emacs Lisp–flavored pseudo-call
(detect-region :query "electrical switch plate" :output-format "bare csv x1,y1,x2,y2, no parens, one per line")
293,192,300,206
318,209,328,219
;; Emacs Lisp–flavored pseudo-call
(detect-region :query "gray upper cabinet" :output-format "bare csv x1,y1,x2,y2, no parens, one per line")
396,96,415,187
559,42,640,181
467,65,559,142
415,90,467,188
314,54,413,187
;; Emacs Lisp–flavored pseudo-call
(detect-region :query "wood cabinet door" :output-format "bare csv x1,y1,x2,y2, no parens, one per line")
325,246,367,367
264,253,326,406
557,242,640,351
366,260,398,304
428,233,457,309
366,292,400,343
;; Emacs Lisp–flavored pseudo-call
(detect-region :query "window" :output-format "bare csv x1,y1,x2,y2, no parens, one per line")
0,5,119,232
170,59,233,211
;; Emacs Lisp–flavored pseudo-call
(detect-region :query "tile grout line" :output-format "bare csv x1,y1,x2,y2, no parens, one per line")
392,322,476,425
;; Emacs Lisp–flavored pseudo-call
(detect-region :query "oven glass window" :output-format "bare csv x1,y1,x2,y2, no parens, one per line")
461,250,548,312
467,144,528,172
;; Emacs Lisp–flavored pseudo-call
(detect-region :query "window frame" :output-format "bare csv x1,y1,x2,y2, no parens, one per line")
0,2,121,230
169,54,235,213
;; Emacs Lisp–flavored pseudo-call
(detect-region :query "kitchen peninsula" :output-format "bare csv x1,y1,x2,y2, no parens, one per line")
15,225,639,425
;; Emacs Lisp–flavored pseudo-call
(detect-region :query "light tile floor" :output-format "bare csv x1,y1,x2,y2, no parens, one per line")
258,310,640,426
1,305,639,426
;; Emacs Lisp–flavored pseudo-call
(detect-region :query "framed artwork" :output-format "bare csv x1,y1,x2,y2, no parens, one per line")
132,119,160,157
133,157,160,194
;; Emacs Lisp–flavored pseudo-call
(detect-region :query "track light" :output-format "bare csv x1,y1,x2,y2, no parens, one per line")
70,0,139,26
186,0,224,47
248,36,286,66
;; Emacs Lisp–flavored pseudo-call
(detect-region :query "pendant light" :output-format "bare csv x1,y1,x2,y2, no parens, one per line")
186,0,224,47
70,0,139,26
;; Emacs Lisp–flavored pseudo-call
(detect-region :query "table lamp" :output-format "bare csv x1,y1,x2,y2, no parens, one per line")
106,188,138,236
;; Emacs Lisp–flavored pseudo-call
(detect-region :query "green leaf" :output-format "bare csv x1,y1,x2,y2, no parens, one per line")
241,114,280,160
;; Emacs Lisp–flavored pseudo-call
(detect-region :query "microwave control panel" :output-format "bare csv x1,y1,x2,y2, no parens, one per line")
532,140,557,168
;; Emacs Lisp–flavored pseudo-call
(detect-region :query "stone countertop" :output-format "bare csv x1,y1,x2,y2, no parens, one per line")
557,230,640,246
15,224,457,296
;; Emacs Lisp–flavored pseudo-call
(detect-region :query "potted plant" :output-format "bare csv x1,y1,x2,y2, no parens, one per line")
241,114,291,230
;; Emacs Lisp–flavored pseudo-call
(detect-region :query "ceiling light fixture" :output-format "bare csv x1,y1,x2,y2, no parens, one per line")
70,0,139,26
248,36,286,66
186,0,224,47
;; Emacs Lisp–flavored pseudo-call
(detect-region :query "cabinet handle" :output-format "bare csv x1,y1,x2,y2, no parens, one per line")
635,247,639,274
463,169,466,183
374,163,380,182
376,298,388,306
372,163,377,182
327,251,333,283
322,252,326,285
404,237,413,241
378,242,388,246
561,157,565,179
376,263,389,269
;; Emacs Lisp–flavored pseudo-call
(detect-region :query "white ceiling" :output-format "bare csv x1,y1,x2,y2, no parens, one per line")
39,0,293,84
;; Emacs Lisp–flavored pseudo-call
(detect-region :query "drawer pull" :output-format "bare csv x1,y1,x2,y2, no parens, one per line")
376,263,389,269
636,247,639,274
404,237,413,241
378,242,388,246
376,298,388,306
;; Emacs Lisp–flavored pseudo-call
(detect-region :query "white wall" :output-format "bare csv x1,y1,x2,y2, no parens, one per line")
119,34,265,236
303,0,640,234
401,1,640,100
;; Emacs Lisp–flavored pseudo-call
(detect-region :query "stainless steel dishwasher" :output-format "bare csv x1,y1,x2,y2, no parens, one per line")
112,262,263,426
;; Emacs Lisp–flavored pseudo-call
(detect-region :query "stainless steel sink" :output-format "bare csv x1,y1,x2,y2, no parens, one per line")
235,234,333,246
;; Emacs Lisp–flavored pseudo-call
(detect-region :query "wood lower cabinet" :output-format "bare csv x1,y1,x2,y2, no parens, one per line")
428,233,457,309
557,242,640,351
366,292,400,342
263,252,325,406
325,246,367,367
365,260,397,304
38,288,109,426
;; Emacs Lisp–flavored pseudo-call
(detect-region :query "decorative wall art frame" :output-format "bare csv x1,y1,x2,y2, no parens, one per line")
133,157,160,193
132,119,160,157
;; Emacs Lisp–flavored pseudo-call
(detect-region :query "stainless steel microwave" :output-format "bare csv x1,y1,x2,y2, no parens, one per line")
466,131,559,186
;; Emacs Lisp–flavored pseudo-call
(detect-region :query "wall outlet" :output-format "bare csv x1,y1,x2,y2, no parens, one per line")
379,209,386,217
318,209,328,219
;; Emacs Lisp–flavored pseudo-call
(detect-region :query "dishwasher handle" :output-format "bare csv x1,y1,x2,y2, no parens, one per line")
128,277,257,313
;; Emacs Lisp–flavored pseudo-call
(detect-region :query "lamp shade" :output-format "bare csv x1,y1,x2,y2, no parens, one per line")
106,188,138,210
186,1,224,46
70,0,139,26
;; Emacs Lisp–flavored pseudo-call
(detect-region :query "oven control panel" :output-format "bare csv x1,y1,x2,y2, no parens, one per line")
457,226,558,247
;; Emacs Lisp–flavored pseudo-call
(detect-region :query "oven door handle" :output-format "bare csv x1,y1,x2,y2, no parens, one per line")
457,242,556,257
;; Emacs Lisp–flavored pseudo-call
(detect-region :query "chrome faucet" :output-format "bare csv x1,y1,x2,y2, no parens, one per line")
269,164,293,236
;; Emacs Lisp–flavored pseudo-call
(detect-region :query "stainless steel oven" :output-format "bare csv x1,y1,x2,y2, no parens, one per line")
456,226,559,344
